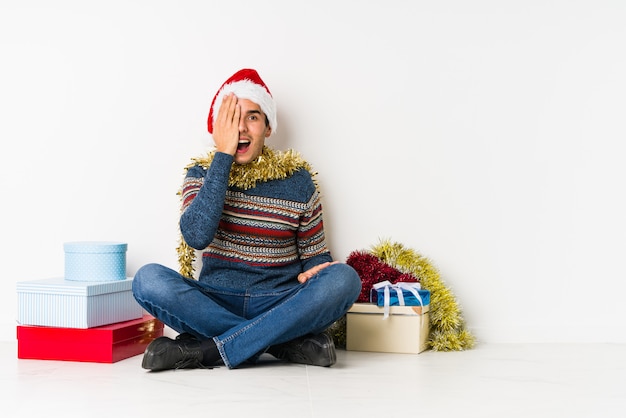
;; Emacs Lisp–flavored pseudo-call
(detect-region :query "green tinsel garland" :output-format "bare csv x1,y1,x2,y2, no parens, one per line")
371,239,475,351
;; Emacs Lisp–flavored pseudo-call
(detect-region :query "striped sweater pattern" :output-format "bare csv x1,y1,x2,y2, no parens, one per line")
181,170,329,268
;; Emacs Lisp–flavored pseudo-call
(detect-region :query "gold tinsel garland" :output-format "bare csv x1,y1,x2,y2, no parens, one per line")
175,146,318,279
371,239,475,351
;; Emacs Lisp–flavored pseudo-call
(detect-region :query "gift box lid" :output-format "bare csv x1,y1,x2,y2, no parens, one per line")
16,277,134,296
64,241,127,254
348,302,429,315
17,315,163,343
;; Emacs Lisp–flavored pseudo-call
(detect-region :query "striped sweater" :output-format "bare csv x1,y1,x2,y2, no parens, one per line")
180,151,333,290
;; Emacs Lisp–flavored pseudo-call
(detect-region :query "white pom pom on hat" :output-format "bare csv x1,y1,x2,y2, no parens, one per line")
207,68,277,136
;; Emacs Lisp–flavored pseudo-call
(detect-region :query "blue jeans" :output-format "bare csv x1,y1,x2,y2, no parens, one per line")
132,263,361,368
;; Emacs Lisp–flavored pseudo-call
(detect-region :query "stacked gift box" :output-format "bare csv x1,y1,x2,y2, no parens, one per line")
16,241,163,363
346,280,431,354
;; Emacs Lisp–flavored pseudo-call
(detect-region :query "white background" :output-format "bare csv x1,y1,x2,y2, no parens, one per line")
1,0,625,343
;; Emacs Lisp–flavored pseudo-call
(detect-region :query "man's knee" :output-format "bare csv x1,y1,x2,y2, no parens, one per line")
323,263,361,301
132,263,169,297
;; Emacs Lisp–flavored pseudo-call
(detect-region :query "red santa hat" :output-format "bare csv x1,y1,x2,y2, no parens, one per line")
207,68,277,135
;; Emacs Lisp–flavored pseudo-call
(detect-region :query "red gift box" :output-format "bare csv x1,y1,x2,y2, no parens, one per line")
17,314,164,363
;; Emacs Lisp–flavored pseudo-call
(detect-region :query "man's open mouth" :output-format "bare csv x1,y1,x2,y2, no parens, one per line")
237,140,251,153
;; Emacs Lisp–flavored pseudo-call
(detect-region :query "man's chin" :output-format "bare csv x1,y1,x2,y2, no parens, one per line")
234,153,254,165
234,148,264,165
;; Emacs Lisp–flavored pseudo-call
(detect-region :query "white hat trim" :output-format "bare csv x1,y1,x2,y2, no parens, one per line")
212,79,277,134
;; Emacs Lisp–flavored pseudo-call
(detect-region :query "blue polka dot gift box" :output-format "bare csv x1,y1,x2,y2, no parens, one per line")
64,241,127,281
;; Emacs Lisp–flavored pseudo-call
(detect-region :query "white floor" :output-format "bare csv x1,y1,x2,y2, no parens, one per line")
2,340,625,418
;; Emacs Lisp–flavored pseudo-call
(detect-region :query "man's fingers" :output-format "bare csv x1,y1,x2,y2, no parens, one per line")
298,261,340,283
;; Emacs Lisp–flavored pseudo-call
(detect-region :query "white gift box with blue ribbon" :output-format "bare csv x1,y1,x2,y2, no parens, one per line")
346,281,430,354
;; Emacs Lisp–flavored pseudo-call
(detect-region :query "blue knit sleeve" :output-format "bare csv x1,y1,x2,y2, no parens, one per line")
295,172,334,271
179,152,233,250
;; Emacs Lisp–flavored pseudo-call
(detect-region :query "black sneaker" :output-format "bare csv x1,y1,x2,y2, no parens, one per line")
142,336,205,371
269,333,337,367
175,332,197,341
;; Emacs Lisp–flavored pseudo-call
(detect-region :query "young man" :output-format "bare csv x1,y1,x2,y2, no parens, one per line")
132,69,361,371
